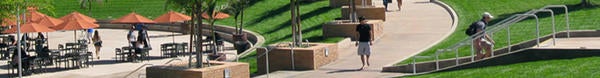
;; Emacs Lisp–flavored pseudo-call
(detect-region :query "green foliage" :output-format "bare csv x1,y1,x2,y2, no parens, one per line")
0,0,55,20
405,57,600,78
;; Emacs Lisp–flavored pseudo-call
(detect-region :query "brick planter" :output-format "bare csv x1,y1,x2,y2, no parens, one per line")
322,20,384,41
146,61,249,78
256,43,338,74
341,5,386,21
330,0,372,7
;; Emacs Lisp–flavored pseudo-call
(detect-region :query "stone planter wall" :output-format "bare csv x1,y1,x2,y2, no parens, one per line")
256,43,338,74
341,5,386,21
146,61,249,78
330,0,372,7
322,20,384,41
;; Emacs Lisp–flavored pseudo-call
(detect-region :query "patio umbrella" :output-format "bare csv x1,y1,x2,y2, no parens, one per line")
201,12,230,20
27,11,49,23
1,18,17,26
60,11,97,23
3,23,55,33
154,11,191,22
154,11,192,43
54,18,100,41
35,16,64,27
111,12,157,24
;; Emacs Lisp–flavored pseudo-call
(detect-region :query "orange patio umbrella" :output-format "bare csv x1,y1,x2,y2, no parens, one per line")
154,11,191,23
61,11,97,23
27,11,49,23
3,23,55,33
1,18,17,26
111,12,157,24
35,16,64,27
154,11,192,42
54,18,100,41
202,12,230,20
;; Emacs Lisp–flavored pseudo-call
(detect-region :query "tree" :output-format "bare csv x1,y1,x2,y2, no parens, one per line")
224,0,250,54
165,0,205,68
0,0,54,23
290,0,303,47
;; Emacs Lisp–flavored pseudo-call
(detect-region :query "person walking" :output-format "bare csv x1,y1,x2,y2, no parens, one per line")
355,17,373,70
92,31,102,59
469,12,495,60
396,0,402,11
383,0,389,11
127,26,137,47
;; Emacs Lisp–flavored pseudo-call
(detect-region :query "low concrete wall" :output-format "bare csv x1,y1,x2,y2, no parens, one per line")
323,20,384,41
146,61,250,78
255,43,338,74
330,0,372,7
382,30,600,73
341,5,386,21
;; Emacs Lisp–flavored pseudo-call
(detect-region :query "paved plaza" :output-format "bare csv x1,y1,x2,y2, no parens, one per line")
0,29,238,78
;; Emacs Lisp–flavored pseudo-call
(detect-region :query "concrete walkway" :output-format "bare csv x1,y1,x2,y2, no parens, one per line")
255,0,455,77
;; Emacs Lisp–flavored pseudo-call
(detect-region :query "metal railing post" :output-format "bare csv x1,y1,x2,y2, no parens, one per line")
470,38,475,62
452,49,458,65
542,5,569,38
257,47,272,78
507,26,511,52
536,9,556,46
290,44,295,70
515,14,540,47
412,56,416,74
435,49,442,70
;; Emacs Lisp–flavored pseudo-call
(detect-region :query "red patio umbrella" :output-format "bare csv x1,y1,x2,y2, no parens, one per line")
154,11,191,23
111,12,157,24
27,11,49,23
54,18,100,41
3,23,55,33
154,11,192,42
60,11,97,23
35,16,64,27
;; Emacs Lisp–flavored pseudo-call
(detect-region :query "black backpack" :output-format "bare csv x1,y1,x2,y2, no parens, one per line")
465,22,478,36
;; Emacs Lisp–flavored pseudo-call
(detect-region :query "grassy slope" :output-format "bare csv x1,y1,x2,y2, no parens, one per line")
397,0,600,65
48,0,342,73
405,56,600,78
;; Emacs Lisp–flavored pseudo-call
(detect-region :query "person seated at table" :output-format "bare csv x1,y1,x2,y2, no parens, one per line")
0,35,15,59
133,39,145,62
10,47,32,70
21,34,33,50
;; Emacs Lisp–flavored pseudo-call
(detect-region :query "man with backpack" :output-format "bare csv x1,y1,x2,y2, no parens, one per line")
466,12,495,60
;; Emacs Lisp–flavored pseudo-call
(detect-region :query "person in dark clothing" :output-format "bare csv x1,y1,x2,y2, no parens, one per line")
355,17,373,70
11,47,31,70
383,0,389,11
137,29,149,48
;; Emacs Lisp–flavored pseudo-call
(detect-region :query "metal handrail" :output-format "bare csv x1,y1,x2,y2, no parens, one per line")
412,5,570,73
256,47,274,78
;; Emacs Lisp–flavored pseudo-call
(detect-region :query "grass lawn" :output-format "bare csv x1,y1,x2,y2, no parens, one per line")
47,0,343,74
403,56,600,78
396,0,600,65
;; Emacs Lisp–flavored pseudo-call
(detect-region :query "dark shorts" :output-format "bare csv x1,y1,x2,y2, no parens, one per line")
94,41,102,47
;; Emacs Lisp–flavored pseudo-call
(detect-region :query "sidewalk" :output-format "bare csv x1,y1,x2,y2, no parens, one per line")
255,0,455,77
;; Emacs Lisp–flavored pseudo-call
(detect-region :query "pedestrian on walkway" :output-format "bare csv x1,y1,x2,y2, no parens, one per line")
396,0,402,11
383,0,389,11
355,17,373,70
469,12,495,60
92,31,102,59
